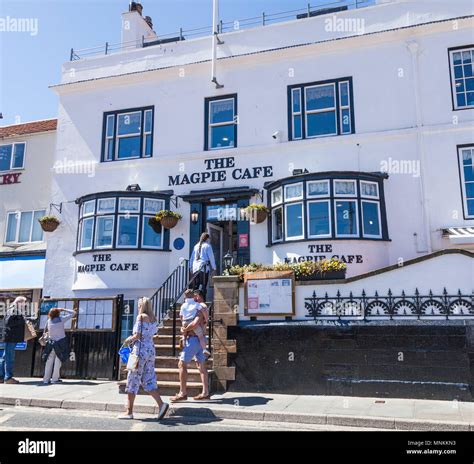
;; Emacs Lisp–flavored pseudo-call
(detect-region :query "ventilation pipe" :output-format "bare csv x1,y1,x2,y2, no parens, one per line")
211,0,224,89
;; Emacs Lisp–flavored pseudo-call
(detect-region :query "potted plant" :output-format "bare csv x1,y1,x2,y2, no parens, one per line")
245,204,269,224
38,215,60,232
294,258,347,281
155,210,182,229
148,216,162,233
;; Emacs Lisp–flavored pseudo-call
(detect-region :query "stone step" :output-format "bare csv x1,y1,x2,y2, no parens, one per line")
118,379,203,396
155,355,212,369
155,368,202,382
157,326,210,336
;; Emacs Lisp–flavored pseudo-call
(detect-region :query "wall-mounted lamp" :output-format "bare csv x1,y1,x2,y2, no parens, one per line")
223,251,234,271
191,209,199,224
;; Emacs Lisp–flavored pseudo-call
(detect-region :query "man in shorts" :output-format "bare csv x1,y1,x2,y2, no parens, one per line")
170,304,210,402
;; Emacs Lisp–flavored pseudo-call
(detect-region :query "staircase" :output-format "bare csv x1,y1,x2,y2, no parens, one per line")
118,260,213,396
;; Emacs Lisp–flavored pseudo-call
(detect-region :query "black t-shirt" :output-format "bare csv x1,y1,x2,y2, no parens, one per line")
3,313,25,343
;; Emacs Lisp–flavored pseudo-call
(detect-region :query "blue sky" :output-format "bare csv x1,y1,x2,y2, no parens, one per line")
0,0,370,126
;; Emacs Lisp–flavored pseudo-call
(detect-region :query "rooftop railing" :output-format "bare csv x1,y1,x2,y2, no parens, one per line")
69,0,373,61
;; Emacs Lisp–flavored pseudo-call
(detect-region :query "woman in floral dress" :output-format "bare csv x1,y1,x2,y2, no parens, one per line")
118,297,169,420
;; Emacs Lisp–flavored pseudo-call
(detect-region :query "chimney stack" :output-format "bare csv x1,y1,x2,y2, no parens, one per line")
122,2,157,48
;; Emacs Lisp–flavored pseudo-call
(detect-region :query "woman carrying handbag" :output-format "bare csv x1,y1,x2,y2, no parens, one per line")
118,297,169,421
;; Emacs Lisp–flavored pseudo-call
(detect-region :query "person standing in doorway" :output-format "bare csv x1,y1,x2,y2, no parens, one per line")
189,232,216,301
118,297,169,421
0,296,29,384
42,307,76,384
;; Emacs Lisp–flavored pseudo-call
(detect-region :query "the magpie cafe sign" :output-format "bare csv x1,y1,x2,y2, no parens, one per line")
168,156,273,186
284,244,364,264
0,172,21,185
77,253,139,273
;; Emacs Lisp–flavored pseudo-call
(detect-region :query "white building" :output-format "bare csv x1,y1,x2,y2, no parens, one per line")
0,119,57,309
43,0,474,323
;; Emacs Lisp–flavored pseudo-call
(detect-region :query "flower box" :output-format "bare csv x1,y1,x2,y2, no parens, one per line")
297,269,346,281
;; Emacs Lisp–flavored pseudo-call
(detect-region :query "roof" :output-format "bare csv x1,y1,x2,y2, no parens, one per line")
0,119,57,138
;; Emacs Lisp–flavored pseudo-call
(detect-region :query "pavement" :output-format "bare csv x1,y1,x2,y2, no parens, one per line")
0,378,473,431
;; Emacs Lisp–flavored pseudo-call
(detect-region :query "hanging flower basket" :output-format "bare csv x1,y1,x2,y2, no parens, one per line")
38,216,60,232
155,210,182,230
148,217,162,234
246,204,269,224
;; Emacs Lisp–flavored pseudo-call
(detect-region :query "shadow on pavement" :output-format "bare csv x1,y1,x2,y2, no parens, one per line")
196,396,273,407
140,408,224,426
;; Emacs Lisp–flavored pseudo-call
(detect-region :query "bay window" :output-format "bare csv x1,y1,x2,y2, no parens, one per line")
289,77,354,140
266,173,388,244
76,192,168,252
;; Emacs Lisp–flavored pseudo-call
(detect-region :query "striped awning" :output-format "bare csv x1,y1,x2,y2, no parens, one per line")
442,227,474,243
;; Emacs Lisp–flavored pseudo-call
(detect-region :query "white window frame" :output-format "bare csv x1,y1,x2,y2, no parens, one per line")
334,200,359,238
307,180,330,198
105,115,115,161
80,217,94,251
450,48,474,110
143,109,153,158
338,81,352,134
143,198,164,215
115,111,142,160
284,182,304,202
458,146,474,218
304,83,337,139
94,215,115,249
116,215,139,248
360,180,379,199
291,88,303,140
271,187,283,207
271,206,284,243
334,179,357,197
0,142,26,172
142,215,164,249
97,198,116,214
208,98,236,151
361,200,382,239
284,202,305,241
82,200,95,217
118,197,141,214
5,209,46,244
307,200,332,239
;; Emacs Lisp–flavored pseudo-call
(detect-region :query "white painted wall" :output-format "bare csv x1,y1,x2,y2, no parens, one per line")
43,1,474,298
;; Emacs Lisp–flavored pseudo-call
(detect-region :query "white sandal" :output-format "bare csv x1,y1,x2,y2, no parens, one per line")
117,413,134,420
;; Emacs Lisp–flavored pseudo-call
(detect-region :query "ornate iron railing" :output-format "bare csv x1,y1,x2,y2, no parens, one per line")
305,289,474,320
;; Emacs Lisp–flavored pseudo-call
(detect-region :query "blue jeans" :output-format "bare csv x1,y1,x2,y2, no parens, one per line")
0,342,16,381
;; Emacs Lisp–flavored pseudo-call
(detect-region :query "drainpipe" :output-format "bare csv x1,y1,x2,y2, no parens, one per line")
407,40,432,253
211,0,224,89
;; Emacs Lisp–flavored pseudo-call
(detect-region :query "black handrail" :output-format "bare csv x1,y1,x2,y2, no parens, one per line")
150,259,191,325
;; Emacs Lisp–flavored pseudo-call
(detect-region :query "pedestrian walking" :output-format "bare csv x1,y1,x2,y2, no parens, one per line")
189,232,216,301
118,297,169,421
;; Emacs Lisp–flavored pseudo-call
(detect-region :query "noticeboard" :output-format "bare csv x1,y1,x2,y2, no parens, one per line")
244,271,295,316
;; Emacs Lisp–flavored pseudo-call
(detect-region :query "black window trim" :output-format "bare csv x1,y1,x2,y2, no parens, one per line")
448,45,474,112
265,171,389,246
101,106,155,162
287,76,355,141
74,190,172,255
204,94,238,151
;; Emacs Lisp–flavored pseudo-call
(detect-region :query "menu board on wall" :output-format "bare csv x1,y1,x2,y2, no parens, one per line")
244,271,295,316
